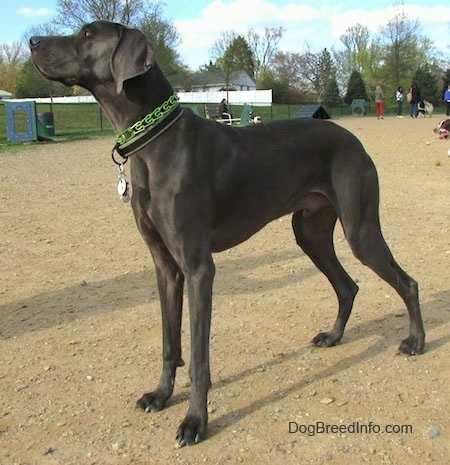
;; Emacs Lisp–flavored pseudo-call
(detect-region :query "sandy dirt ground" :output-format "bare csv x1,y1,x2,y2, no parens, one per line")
0,115,449,465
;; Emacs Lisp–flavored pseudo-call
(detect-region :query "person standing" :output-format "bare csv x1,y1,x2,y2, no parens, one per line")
375,85,384,119
443,83,450,116
396,86,404,117
409,83,421,118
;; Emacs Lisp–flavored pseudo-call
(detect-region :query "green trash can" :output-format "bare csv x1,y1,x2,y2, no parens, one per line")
37,112,55,139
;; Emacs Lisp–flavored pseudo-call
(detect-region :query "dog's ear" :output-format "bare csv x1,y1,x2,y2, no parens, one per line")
111,26,155,94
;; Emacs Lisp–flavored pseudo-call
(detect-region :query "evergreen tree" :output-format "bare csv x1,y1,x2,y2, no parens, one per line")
412,65,439,104
218,35,255,79
324,77,342,105
315,48,337,102
344,70,369,104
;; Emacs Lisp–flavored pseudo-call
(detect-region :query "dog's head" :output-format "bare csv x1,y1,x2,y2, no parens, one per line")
30,21,155,94
433,119,450,139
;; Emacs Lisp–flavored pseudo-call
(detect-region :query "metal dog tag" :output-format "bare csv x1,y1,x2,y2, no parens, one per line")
117,177,128,195
116,163,130,203
117,177,130,202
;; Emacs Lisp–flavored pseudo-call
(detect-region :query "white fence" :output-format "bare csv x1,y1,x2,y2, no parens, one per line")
6,96,97,104
7,89,273,106
177,90,272,106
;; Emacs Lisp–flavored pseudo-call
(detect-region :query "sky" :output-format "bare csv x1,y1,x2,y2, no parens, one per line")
1,0,449,69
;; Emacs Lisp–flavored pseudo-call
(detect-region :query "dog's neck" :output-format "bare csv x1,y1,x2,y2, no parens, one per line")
92,63,176,134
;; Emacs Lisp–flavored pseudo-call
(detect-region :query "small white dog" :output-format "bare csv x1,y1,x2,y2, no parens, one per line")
418,100,434,117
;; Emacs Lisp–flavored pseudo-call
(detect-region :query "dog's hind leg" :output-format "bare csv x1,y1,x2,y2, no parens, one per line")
292,198,359,348
339,162,425,354
344,218,425,354
135,238,185,412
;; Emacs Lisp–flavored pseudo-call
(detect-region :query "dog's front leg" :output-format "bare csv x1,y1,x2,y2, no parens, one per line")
176,257,215,447
135,242,185,412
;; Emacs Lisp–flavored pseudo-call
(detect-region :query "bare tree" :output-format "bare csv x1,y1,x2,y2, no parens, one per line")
210,26,284,82
246,26,285,80
0,42,28,92
339,23,371,74
271,51,304,90
210,30,238,63
288,46,337,101
0,42,28,67
210,31,254,101
28,1,184,73
54,0,144,30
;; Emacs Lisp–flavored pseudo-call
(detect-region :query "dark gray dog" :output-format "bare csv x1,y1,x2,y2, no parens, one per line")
30,21,425,447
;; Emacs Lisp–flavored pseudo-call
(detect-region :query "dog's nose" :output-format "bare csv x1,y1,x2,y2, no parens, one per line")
29,37,42,50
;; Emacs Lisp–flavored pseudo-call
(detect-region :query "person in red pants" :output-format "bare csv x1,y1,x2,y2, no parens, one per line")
375,85,385,119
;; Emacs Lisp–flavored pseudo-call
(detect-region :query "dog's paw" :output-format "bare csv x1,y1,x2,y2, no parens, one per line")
175,413,207,447
311,331,341,348
135,390,168,412
398,335,425,355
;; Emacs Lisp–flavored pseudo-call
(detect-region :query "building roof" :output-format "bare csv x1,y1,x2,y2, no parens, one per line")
0,89,13,99
170,70,255,91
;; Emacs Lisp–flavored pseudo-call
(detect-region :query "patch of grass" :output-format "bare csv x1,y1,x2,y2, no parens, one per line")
0,102,114,151
2,99,446,153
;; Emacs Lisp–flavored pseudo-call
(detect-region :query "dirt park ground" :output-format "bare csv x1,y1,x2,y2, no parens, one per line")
0,115,449,465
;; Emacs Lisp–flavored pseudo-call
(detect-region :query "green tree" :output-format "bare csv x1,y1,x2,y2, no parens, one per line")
324,78,342,105
15,59,68,97
378,5,421,85
317,48,336,101
199,60,221,73
339,23,371,75
221,35,255,79
336,23,382,92
212,32,255,79
209,31,255,101
0,42,28,93
258,69,291,103
377,3,427,99
16,0,185,96
344,70,369,104
413,65,439,104
138,7,185,75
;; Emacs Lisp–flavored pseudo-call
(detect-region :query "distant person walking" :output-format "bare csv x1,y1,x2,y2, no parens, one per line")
409,83,421,118
375,85,384,119
443,83,450,116
396,86,404,117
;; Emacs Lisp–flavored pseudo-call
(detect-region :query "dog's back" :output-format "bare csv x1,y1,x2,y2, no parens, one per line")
424,100,434,116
